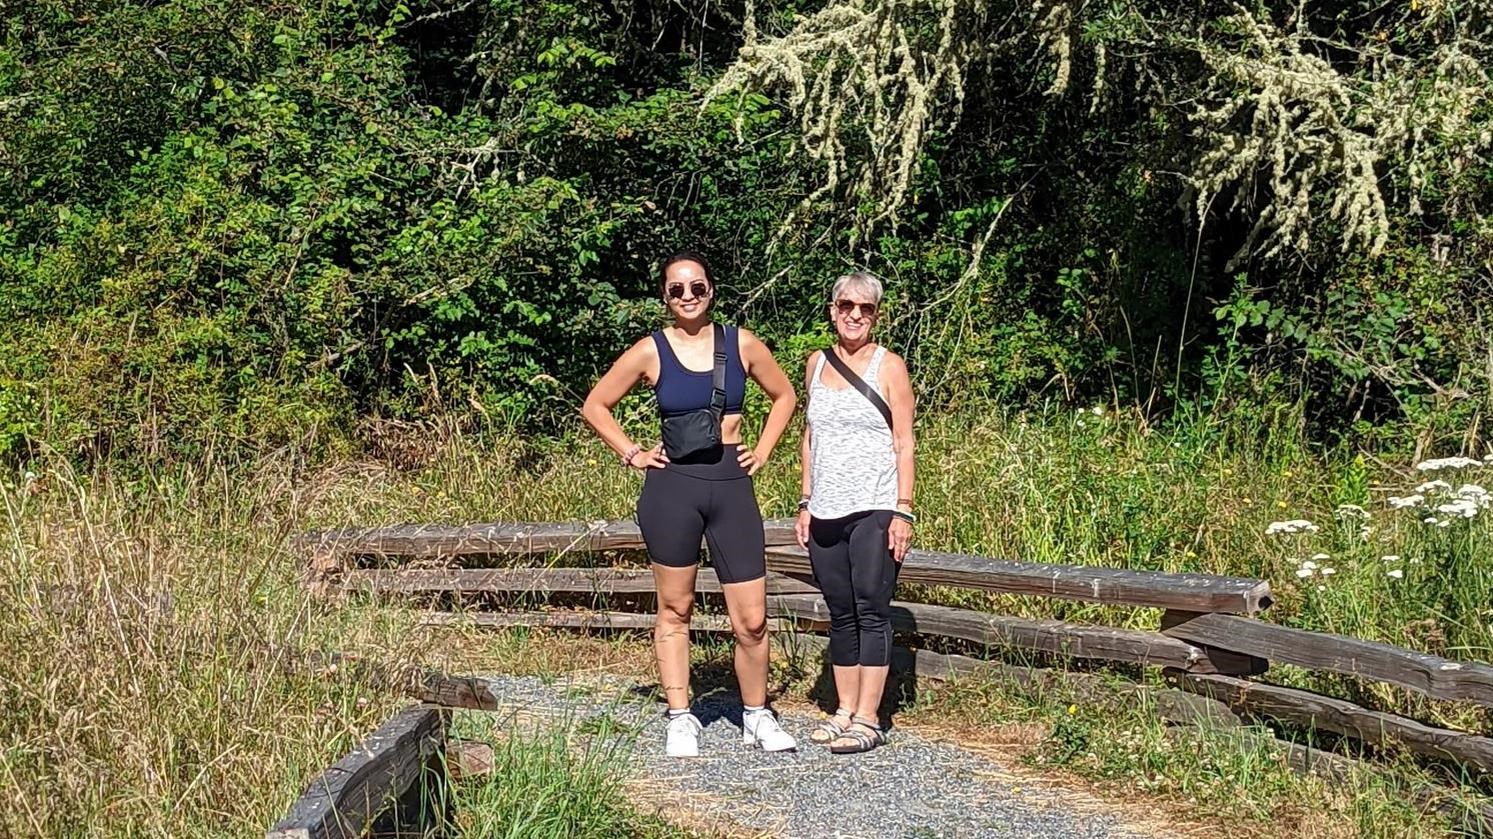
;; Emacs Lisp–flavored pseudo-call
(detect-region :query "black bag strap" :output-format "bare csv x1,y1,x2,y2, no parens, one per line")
710,323,727,417
822,348,892,430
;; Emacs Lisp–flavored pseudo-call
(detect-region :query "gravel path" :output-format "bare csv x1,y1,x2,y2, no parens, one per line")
474,673,1152,839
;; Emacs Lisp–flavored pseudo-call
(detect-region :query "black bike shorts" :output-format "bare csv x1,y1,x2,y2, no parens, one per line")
636,445,766,584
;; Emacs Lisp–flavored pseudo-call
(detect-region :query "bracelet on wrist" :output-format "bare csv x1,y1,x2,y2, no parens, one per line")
891,509,916,524
797,497,811,512
621,444,642,467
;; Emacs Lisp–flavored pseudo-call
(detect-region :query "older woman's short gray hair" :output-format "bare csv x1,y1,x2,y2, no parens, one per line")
830,271,883,304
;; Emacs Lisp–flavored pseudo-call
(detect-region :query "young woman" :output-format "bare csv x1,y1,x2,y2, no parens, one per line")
582,252,799,758
795,271,916,754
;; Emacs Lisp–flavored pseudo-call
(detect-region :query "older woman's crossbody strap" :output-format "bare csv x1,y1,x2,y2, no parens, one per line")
822,348,893,431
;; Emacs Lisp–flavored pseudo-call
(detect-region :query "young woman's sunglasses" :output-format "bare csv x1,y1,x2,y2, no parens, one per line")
835,299,878,318
667,281,711,300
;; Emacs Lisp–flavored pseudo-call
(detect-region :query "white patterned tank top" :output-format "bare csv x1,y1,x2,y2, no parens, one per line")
806,346,898,520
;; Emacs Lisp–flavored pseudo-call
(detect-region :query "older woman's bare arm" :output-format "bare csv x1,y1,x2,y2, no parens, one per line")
881,352,916,560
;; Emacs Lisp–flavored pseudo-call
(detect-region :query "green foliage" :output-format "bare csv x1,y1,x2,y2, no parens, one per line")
442,715,686,839
1,0,1488,460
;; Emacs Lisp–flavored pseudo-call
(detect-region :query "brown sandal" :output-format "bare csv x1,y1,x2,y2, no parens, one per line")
809,708,854,745
829,716,886,754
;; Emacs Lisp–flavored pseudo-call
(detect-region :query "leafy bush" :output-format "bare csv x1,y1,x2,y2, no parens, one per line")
2,0,1488,460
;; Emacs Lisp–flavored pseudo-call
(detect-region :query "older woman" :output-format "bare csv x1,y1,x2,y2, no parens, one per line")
794,271,916,754
582,251,799,758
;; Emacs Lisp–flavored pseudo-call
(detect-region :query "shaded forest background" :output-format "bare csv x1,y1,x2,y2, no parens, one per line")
2,0,1490,462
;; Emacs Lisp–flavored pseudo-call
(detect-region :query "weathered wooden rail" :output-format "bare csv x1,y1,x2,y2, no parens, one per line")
304,519,1272,614
288,516,1493,834
267,705,446,839
767,546,1274,614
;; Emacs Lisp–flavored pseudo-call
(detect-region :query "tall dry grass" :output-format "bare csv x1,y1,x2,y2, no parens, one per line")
2,404,1489,835
0,456,421,836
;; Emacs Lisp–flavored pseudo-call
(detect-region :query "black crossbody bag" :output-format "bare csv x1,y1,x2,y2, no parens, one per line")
659,323,728,459
822,348,893,430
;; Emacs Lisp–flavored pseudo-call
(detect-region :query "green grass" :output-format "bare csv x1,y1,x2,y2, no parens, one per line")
2,404,1490,836
438,712,695,839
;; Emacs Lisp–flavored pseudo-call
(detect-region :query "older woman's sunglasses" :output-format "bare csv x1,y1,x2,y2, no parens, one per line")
667,281,711,300
835,299,878,318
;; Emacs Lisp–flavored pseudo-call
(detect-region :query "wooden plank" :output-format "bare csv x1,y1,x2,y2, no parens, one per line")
420,610,787,634
1171,672,1493,774
416,670,503,712
340,567,817,596
266,706,445,839
786,634,1241,729
768,594,1235,673
1161,610,1268,676
424,597,1232,673
295,518,799,558
1163,614,1493,708
766,546,1273,615
284,650,504,713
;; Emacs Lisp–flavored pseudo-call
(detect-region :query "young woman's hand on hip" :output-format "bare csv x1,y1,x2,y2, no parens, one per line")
629,444,670,470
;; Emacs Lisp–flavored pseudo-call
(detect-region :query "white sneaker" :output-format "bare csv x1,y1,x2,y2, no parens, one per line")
665,712,703,758
742,709,797,752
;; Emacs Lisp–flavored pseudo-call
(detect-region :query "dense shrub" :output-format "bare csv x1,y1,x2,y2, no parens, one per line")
2,0,1488,460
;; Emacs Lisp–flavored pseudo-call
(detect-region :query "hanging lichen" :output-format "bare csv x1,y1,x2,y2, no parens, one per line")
1189,9,1490,266
711,0,1492,263
706,0,1001,238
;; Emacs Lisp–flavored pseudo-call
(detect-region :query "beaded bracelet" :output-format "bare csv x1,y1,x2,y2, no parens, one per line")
621,444,641,467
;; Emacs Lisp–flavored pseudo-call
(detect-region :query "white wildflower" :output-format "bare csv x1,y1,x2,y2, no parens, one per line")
1436,499,1479,519
23,470,36,483
1091,405,1104,416
1334,503,1369,519
1295,568,1314,578
1438,519,1452,528
1457,485,1490,507
1301,560,1318,570
1359,525,1373,538
1310,553,1330,561
1381,555,1400,562
1266,519,1320,535
1388,495,1425,509
1414,480,1453,494
1316,585,1326,592
1320,567,1336,576
1423,515,1438,523
1387,569,1404,579
1415,457,1482,472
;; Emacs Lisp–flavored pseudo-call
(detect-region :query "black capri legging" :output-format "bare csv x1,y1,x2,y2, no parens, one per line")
636,445,766,584
808,510,897,667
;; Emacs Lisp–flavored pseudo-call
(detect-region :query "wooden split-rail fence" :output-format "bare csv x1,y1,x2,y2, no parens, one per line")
270,518,1493,837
